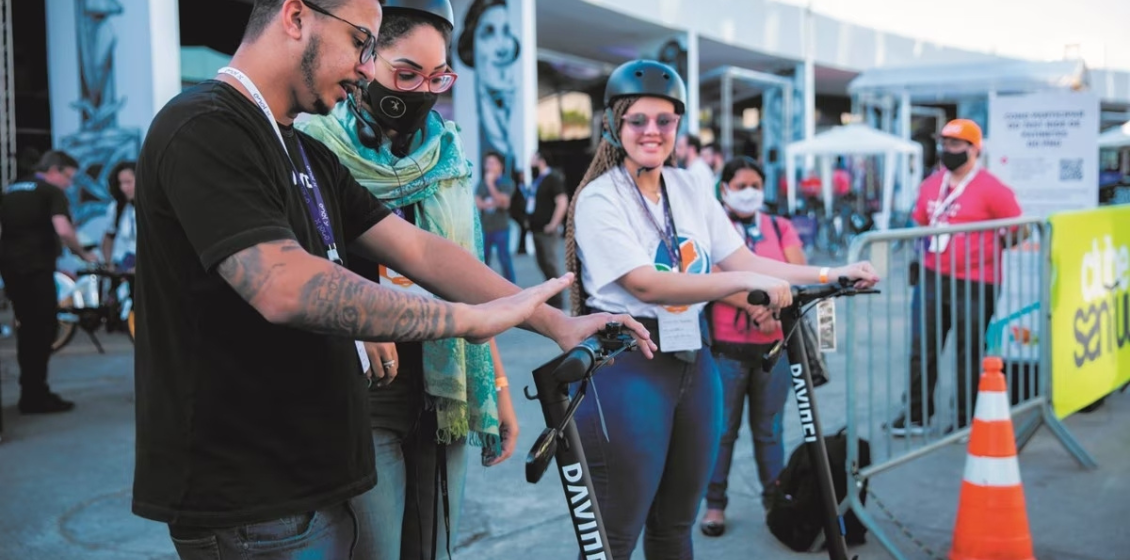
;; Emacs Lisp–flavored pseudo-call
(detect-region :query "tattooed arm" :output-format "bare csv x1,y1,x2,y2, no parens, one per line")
217,239,569,343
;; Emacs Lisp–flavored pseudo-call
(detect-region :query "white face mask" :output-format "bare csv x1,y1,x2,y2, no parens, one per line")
723,187,764,214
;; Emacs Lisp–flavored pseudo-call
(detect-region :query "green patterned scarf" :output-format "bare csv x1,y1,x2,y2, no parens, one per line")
298,104,500,451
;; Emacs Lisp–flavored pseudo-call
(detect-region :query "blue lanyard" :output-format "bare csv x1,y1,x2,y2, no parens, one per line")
292,139,342,265
626,168,682,272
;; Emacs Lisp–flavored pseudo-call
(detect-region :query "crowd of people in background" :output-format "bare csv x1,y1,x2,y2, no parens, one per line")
0,2,1034,560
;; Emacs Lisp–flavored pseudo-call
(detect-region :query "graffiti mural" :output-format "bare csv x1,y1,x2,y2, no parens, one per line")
456,0,522,177
58,0,141,231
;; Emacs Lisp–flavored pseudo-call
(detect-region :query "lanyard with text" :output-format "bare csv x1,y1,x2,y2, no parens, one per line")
929,165,978,226
625,168,682,271
217,67,342,265
926,165,977,253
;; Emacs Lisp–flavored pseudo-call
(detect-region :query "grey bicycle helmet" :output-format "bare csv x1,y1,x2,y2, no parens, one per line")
602,59,687,147
382,0,455,30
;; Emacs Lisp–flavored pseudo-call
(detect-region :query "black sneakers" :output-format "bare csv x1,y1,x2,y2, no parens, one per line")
18,392,76,414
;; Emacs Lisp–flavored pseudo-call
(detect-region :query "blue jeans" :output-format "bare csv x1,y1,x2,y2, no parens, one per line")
482,229,516,283
168,501,359,559
352,428,467,560
574,349,722,560
705,349,791,511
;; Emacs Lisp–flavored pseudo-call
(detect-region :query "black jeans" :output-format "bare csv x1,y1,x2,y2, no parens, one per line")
906,270,997,426
2,269,58,400
532,232,563,309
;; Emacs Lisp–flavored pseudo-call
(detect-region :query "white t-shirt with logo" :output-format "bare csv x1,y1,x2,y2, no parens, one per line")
573,166,744,318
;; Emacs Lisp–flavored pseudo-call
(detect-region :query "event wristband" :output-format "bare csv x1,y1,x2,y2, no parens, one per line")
819,267,830,284
495,377,509,392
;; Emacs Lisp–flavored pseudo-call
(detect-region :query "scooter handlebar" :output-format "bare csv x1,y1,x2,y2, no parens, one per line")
747,278,879,307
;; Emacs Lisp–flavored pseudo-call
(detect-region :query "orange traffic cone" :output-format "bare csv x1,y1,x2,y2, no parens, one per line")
950,357,1035,560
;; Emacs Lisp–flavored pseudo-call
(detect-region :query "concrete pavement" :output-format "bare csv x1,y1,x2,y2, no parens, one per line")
1,241,1128,560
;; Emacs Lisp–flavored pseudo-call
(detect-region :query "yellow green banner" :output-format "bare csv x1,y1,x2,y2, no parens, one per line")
1050,205,1130,418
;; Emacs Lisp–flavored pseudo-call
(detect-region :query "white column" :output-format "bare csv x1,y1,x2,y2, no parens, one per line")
45,0,180,234
685,29,700,134
518,0,537,185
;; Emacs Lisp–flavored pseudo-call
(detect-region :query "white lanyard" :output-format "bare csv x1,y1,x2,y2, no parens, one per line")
217,67,292,159
930,165,978,225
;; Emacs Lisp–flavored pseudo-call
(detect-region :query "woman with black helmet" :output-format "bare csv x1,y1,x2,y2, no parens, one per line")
298,1,516,558
564,60,879,559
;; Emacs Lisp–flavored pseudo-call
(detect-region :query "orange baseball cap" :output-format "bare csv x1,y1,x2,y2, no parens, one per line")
941,119,982,148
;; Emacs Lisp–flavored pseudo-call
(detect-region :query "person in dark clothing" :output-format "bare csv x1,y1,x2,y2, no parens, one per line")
0,150,98,414
526,150,568,309
129,1,654,558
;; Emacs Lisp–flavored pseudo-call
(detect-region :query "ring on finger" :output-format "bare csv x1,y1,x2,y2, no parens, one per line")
382,359,397,370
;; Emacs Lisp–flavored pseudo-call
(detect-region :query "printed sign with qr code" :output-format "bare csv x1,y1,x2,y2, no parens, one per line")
1059,158,1084,182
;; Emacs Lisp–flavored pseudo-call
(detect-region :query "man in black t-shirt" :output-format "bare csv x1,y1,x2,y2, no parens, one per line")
132,1,654,557
0,150,98,414
527,151,568,308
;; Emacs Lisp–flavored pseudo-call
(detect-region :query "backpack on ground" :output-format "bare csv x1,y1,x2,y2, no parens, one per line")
764,428,871,552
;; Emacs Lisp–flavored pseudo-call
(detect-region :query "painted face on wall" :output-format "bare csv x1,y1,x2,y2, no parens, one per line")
473,5,518,91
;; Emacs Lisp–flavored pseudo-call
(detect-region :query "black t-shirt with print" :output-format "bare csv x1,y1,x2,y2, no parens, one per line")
132,81,391,527
0,176,71,275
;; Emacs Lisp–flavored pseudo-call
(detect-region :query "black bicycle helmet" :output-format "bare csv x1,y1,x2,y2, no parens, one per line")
382,0,455,30
604,59,687,115
602,59,686,147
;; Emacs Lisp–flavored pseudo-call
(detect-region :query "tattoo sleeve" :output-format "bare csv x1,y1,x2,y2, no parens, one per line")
217,240,461,341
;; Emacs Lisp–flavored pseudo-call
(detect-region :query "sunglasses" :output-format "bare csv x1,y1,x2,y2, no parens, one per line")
621,113,681,134
376,54,458,93
302,0,377,65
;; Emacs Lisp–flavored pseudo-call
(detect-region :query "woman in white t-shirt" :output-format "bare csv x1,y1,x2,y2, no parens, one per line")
563,60,878,560
101,161,137,270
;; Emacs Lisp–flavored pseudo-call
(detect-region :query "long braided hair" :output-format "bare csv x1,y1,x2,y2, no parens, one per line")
564,95,678,315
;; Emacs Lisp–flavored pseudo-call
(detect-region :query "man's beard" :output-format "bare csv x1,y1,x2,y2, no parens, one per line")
299,36,332,116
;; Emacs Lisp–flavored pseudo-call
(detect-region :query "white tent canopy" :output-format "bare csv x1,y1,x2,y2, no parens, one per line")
785,124,924,231
1099,121,1130,149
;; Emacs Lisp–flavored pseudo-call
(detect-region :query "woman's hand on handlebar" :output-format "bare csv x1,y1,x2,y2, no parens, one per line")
830,261,880,289
550,312,657,359
743,273,792,309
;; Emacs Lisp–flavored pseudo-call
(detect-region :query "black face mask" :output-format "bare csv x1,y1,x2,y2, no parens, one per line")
365,80,438,139
941,150,969,172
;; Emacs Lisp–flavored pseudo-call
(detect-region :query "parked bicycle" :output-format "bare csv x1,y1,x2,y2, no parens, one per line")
54,265,135,354
748,277,878,560
524,322,638,559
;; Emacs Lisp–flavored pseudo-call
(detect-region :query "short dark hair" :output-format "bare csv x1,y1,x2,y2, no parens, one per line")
377,6,453,51
683,134,702,153
534,150,554,168
243,0,350,42
702,142,718,154
483,150,504,167
720,156,764,184
34,150,79,173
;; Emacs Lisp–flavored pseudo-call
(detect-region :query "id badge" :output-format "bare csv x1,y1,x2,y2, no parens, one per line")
816,299,837,352
355,341,371,375
379,265,435,298
656,306,703,353
927,234,951,253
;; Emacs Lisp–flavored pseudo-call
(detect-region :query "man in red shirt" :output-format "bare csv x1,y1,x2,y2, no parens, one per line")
889,119,1022,437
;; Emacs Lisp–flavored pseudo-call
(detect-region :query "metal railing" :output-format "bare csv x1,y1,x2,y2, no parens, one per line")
840,217,1096,560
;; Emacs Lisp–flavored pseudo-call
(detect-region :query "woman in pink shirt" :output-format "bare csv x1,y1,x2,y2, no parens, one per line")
700,157,807,536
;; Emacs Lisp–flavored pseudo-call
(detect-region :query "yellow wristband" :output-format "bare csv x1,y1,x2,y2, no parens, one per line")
819,267,830,284
495,377,509,392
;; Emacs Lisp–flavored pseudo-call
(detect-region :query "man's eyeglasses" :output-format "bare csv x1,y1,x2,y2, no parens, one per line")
302,0,377,65
621,113,681,134
377,54,458,93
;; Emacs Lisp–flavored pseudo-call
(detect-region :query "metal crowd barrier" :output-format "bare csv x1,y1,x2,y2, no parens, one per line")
839,216,1096,560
